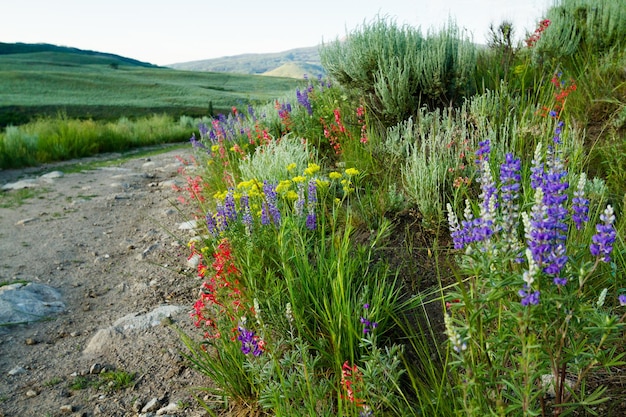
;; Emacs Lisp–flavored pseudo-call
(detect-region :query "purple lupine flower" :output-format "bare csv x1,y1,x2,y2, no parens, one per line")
262,181,281,226
500,153,521,249
553,120,564,144
619,294,626,306
541,143,569,281
295,182,305,216
223,189,237,222
189,133,206,148
296,88,313,115
198,123,209,138
240,193,253,234
590,205,616,263
475,140,491,162
215,202,228,232
237,325,263,356
571,173,589,230
306,180,317,230
519,285,540,306
360,303,378,334
205,211,217,235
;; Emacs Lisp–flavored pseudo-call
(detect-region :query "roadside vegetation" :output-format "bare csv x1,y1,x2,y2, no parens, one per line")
172,1,626,416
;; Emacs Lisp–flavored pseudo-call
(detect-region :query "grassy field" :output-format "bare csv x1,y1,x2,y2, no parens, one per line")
0,45,302,126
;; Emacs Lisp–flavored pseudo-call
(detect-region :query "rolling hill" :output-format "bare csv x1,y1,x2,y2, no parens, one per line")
0,42,302,126
168,45,325,79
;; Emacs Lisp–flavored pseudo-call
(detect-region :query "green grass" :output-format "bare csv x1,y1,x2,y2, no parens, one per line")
0,48,302,126
0,188,48,208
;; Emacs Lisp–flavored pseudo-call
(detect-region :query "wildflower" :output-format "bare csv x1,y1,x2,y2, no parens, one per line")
619,294,626,306
590,205,616,263
500,153,521,248
296,88,313,115
475,140,490,162
306,180,317,230
571,173,589,230
345,168,360,177
286,162,297,172
237,324,263,356
329,171,342,180
341,361,364,406
240,194,253,234
519,285,541,306
261,181,281,226
295,182,305,216
360,303,378,334
444,312,467,353
304,163,320,176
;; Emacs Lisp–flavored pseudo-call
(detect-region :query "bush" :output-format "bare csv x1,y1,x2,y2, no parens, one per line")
320,17,476,128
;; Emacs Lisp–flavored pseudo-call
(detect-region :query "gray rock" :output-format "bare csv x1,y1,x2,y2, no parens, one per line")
83,305,184,355
0,283,66,326
8,366,26,376
2,179,39,191
156,402,181,415
142,397,160,413
40,171,64,180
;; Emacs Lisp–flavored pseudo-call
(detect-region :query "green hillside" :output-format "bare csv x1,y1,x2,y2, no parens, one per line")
168,45,324,78
0,43,302,126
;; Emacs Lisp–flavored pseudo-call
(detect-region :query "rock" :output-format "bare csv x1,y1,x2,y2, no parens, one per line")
177,220,197,231
40,171,64,180
89,363,102,374
540,373,575,398
24,338,37,345
83,305,184,355
60,404,74,413
0,283,66,326
156,402,180,415
136,243,160,260
1,179,38,191
25,390,37,397
8,366,26,376
142,397,160,413
15,217,38,226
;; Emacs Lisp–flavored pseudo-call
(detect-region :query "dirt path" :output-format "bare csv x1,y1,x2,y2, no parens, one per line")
0,146,211,417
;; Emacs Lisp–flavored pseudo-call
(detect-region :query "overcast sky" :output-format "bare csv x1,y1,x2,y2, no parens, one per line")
1,0,554,66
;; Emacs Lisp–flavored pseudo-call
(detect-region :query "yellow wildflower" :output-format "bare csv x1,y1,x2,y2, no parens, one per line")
316,179,329,188
329,171,342,180
286,163,297,172
286,190,299,201
276,180,292,194
211,144,220,153
345,168,360,177
292,175,306,183
304,163,321,176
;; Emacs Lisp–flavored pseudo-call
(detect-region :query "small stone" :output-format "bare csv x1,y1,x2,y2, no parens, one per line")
26,390,38,397
25,338,37,345
141,397,160,413
15,218,37,226
132,398,144,412
41,171,64,180
70,331,80,337
89,363,102,375
60,404,74,413
156,402,180,415
8,366,26,376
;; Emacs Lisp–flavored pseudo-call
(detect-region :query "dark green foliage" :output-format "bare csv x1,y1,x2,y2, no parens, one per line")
534,0,626,63
320,17,476,128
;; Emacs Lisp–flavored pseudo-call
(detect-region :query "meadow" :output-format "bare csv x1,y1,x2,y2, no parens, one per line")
0,43,300,168
3,0,626,415
172,1,626,416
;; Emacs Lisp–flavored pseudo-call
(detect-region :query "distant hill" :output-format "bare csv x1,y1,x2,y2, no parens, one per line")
0,42,158,68
0,42,301,126
168,46,325,79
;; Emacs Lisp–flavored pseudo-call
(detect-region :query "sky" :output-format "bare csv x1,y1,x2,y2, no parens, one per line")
1,0,554,66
